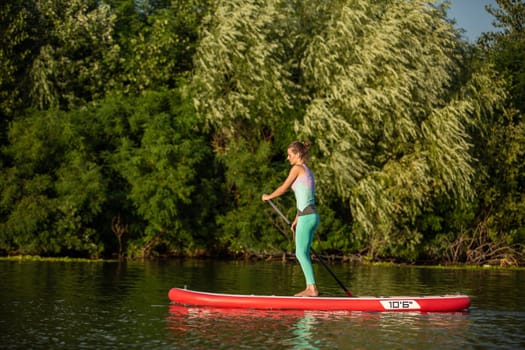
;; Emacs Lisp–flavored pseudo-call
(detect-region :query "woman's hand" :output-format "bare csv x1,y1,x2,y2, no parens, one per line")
261,194,271,201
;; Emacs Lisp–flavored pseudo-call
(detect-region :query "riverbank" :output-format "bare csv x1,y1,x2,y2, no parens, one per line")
2,254,524,269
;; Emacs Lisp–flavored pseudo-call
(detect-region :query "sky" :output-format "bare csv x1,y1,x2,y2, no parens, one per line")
446,0,500,41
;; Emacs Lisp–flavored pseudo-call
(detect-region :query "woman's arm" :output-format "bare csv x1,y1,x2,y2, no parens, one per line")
262,165,301,201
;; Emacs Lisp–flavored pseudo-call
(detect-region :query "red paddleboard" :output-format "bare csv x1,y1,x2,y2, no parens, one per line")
168,288,471,312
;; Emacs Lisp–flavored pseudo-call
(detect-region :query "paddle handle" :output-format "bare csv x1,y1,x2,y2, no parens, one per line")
267,199,291,225
266,199,353,297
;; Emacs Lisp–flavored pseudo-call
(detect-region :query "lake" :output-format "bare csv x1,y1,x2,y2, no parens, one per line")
1,259,523,349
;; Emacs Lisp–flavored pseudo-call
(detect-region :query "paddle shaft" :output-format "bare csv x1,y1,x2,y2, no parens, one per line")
266,200,353,297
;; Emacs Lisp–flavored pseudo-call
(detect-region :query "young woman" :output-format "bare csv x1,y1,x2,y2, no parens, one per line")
262,141,320,297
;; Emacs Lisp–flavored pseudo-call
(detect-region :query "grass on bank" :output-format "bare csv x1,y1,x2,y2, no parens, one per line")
1,254,524,270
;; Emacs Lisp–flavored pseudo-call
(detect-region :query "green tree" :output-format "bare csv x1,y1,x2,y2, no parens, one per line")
109,0,210,94
191,0,301,254
24,0,120,110
0,2,34,129
299,0,499,259
0,0,216,258
0,89,219,258
439,0,525,266
482,0,525,112
0,110,106,256
192,0,504,260
193,0,294,133
419,0,525,266
108,89,220,257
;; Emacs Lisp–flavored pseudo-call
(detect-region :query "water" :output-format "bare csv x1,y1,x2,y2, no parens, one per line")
1,259,523,349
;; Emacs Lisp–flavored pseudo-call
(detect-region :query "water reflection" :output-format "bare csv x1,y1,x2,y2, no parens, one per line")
167,305,306,348
166,304,474,349
167,305,356,349
286,312,321,350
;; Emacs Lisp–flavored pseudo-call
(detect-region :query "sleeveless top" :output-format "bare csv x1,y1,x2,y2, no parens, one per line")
291,164,316,213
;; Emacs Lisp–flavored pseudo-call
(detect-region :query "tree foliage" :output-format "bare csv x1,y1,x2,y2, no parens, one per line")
482,0,525,112
0,89,217,258
0,2,33,123
0,0,217,258
0,0,523,264
299,1,479,258
27,0,120,110
191,0,511,260
112,0,210,94
444,0,525,265
192,0,295,134
0,109,106,256
107,90,219,257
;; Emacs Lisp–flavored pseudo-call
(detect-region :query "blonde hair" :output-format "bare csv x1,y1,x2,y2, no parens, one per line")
288,141,311,160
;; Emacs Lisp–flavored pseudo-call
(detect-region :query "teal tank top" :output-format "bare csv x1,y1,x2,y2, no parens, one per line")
291,164,316,212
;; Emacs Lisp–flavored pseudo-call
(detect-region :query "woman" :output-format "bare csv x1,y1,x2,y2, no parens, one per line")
262,141,320,297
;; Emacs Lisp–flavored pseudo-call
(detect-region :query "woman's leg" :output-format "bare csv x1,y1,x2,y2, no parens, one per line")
295,214,319,296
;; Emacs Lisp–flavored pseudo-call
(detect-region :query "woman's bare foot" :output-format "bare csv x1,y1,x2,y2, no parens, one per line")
294,285,319,297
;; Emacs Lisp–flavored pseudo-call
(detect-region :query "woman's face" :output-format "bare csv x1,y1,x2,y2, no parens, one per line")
287,148,300,165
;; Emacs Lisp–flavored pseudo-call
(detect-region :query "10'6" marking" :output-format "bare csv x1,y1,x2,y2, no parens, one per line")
380,300,421,310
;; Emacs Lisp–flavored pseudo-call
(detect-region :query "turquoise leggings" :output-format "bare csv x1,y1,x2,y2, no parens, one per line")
295,213,320,285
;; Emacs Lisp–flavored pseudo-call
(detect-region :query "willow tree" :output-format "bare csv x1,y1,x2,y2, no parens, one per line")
299,0,508,258
192,0,504,258
191,0,299,253
193,0,294,132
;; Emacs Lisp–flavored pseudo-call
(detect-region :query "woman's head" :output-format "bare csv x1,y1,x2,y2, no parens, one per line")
287,141,311,163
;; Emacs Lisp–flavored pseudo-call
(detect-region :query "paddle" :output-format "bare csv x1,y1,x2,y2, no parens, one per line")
266,199,353,297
